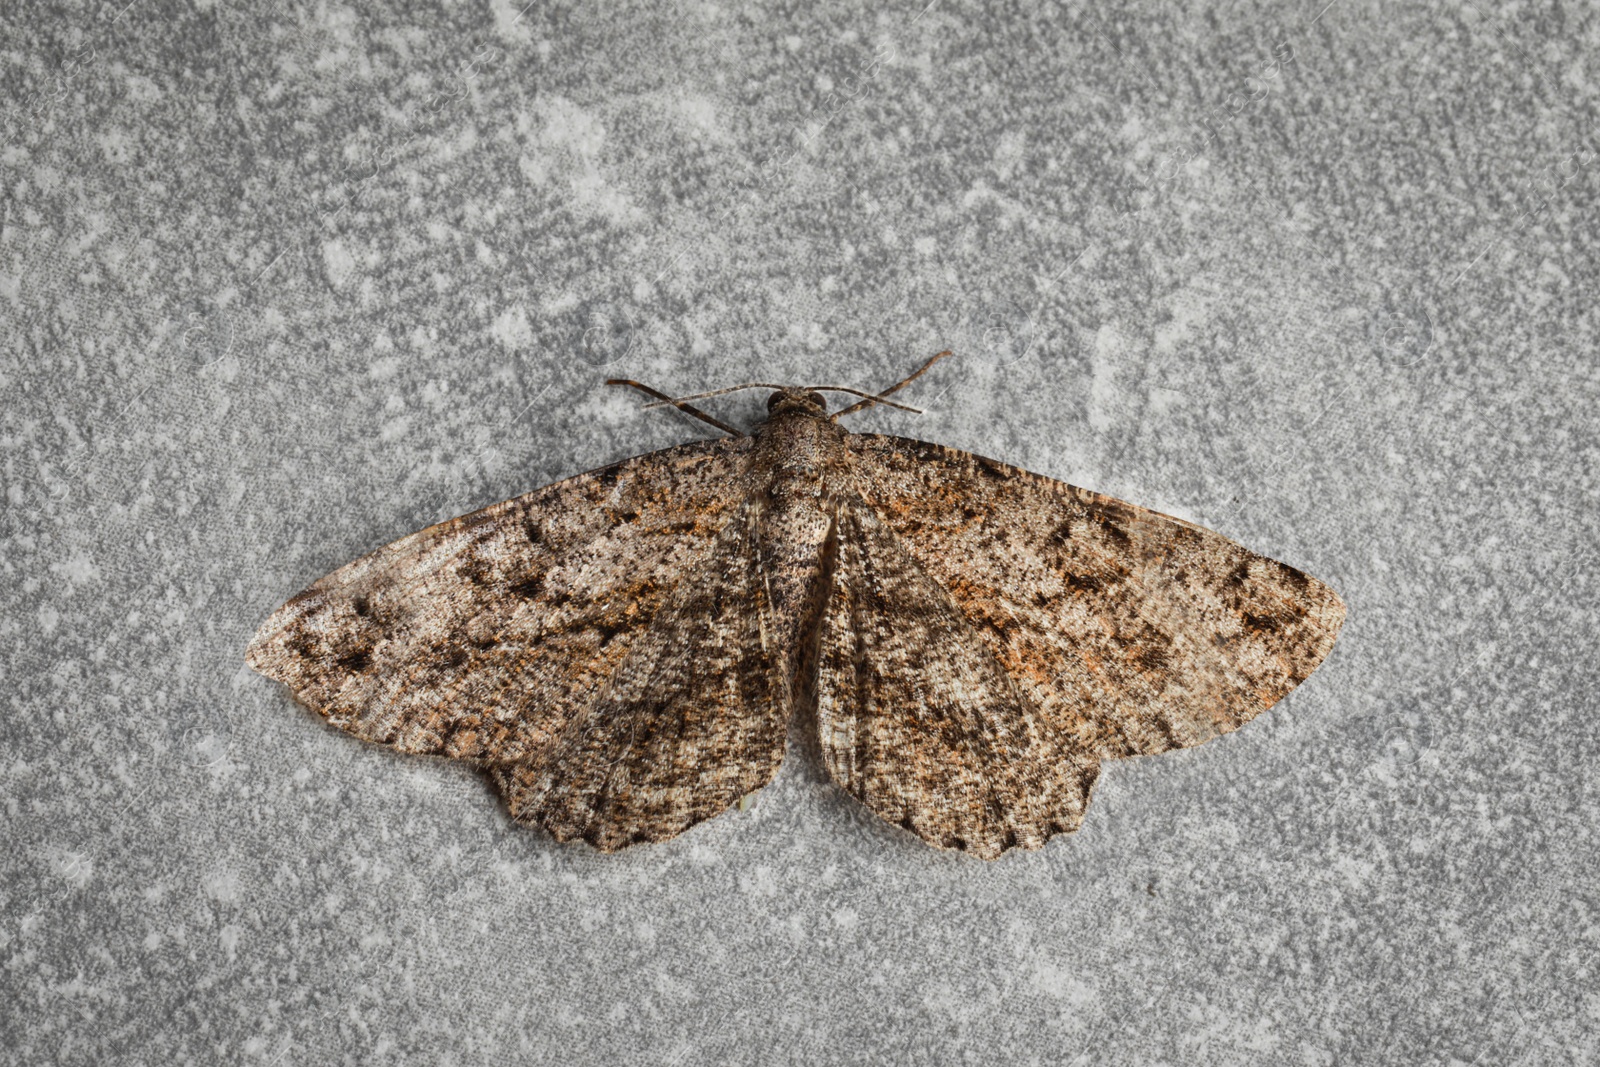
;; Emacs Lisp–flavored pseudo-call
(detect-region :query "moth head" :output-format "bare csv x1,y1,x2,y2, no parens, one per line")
766,388,829,417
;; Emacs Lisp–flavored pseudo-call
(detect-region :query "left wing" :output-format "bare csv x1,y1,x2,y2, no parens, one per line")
492,499,787,850
246,437,756,763
247,436,789,849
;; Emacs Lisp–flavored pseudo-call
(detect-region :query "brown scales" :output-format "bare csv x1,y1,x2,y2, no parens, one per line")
245,355,1346,859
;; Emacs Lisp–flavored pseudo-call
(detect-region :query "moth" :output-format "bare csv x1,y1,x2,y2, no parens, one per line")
247,354,1345,858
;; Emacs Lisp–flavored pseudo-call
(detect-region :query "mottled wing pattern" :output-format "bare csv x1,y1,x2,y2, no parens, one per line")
246,437,758,768
815,500,1100,859
492,501,786,849
844,435,1346,763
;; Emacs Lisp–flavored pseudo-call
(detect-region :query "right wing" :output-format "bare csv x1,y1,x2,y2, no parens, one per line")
814,498,1100,860
843,434,1346,761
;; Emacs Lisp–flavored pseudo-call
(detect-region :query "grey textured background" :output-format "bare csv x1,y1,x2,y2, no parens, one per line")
3,0,1597,1063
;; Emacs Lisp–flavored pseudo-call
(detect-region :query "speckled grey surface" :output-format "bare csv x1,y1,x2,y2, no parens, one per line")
4,0,1598,1063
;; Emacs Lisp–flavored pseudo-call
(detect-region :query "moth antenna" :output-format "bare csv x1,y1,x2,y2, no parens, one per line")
656,382,791,404
604,379,745,436
801,387,922,414
830,350,955,420
642,386,920,416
